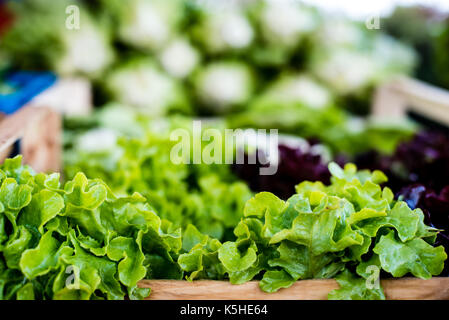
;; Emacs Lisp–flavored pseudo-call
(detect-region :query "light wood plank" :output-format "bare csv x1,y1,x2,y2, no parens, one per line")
372,76,449,126
138,278,449,300
0,106,61,172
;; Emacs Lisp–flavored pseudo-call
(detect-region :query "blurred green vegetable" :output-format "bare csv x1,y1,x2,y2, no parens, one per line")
104,58,190,115
2,0,114,78
1,0,418,117
227,96,416,156
116,0,185,52
434,21,449,89
384,6,446,86
194,61,255,114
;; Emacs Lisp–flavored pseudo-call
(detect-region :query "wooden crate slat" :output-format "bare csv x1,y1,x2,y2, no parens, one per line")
372,76,449,126
0,106,61,172
138,278,449,300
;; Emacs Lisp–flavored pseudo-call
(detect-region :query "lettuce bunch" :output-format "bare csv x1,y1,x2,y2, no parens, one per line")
180,162,446,299
0,156,183,300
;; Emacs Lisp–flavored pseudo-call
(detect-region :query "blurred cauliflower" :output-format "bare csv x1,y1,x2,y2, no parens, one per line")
194,62,254,113
315,18,365,50
258,1,316,47
311,49,379,95
56,19,114,77
371,35,417,77
105,59,188,116
159,38,200,78
261,74,332,109
76,127,118,153
117,0,184,51
194,10,254,53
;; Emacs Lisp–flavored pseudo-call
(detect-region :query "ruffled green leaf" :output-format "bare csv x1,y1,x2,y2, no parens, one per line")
16,282,35,300
373,230,447,278
3,226,33,269
179,232,224,281
218,242,257,273
356,202,423,242
19,189,65,233
20,231,72,279
106,233,147,287
268,241,343,280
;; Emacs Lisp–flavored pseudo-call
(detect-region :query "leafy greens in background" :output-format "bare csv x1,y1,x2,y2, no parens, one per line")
227,96,416,156
2,0,417,117
64,110,252,242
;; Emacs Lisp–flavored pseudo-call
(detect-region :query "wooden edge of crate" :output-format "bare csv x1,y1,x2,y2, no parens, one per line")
0,106,61,173
138,278,449,300
372,76,449,126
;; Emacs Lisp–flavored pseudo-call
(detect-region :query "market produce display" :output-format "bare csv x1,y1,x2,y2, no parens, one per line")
0,155,446,300
1,0,449,302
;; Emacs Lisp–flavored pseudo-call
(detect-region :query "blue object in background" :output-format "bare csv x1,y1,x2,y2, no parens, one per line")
0,71,57,114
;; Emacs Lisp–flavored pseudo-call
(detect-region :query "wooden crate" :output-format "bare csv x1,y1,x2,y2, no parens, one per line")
138,278,449,300
0,105,61,172
372,76,449,125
